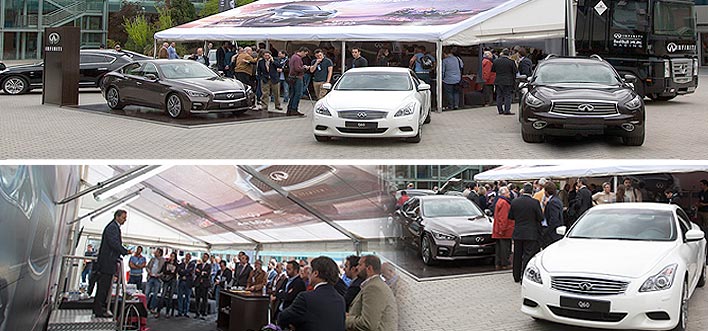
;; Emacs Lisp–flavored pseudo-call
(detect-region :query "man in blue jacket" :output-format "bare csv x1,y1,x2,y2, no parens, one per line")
278,256,345,331
256,51,282,111
93,209,132,318
542,181,564,248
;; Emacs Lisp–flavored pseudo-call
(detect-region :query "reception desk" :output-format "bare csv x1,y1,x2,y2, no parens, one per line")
217,289,270,331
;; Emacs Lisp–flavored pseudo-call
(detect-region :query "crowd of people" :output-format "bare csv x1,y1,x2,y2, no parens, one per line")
457,176,708,283
85,209,402,331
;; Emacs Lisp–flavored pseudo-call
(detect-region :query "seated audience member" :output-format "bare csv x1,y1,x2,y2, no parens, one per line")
272,260,306,320
246,260,268,292
278,256,346,331
346,255,398,331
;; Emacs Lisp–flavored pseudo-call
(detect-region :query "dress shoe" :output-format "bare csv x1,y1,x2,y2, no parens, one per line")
95,311,113,318
503,112,515,115
275,106,283,110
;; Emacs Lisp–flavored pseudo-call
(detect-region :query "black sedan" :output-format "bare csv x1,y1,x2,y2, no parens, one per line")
394,195,495,265
519,55,645,146
0,49,142,95
100,60,255,118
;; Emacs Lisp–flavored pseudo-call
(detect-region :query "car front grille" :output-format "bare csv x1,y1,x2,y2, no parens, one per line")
548,306,627,322
550,101,618,116
551,276,629,296
214,91,245,100
248,165,334,192
460,234,493,245
337,127,388,134
338,110,388,120
672,59,693,84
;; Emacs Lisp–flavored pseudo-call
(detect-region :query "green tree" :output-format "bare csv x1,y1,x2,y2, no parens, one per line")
123,15,155,53
169,0,197,25
156,5,174,31
200,0,255,18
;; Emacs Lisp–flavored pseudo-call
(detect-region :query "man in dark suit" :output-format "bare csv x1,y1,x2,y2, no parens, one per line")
491,48,518,115
573,178,594,224
193,253,212,319
542,182,564,248
517,48,533,77
232,252,253,288
93,209,132,318
272,260,306,320
256,50,282,111
216,41,229,72
214,260,232,307
278,256,346,331
508,183,544,283
343,255,364,311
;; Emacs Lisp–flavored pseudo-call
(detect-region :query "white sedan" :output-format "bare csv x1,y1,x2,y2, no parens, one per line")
312,67,431,143
522,203,706,331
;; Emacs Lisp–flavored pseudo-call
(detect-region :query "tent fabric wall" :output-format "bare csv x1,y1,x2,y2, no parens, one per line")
474,164,708,181
153,0,565,46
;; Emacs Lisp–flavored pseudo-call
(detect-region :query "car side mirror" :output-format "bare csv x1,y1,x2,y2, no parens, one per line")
556,226,567,236
623,74,637,84
685,229,704,242
484,209,493,217
0,63,5,71
322,83,332,90
145,73,158,81
418,83,431,91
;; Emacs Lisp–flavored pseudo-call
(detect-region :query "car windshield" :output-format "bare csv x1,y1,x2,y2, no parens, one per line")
534,62,620,85
422,198,483,218
568,209,676,241
335,73,412,91
158,62,217,79
654,1,695,37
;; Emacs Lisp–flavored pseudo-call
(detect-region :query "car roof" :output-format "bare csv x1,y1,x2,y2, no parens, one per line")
416,195,467,201
345,67,410,74
541,57,610,65
590,203,677,212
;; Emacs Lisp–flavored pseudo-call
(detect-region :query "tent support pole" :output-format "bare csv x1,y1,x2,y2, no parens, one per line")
341,41,346,74
153,38,158,59
436,41,443,113
614,176,618,192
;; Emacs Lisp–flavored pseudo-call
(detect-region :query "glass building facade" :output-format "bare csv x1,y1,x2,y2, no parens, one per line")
0,0,109,60
384,165,491,190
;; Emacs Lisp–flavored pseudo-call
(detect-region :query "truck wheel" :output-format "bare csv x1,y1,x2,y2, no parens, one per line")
622,126,645,146
521,125,544,143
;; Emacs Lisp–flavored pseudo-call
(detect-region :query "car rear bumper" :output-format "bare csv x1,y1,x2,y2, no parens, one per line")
522,111,643,137
521,274,681,330
313,113,419,138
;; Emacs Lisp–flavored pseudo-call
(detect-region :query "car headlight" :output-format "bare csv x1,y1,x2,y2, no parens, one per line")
245,85,253,94
431,231,456,241
184,89,210,98
314,103,331,116
639,264,678,292
625,95,642,111
394,102,417,117
524,93,544,108
663,60,671,78
693,59,699,76
524,262,543,284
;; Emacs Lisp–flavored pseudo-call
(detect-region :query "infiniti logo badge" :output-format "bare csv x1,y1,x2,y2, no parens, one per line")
475,237,484,243
269,171,289,181
667,42,678,53
578,301,592,309
577,104,595,112
578,282,594,291
357,112,368,119
48,32,60,45
227,93,235,99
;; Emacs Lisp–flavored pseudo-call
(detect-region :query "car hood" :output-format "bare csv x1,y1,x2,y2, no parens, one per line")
540,238,677,278
531,84,634,101
423,216,493,235
323,90,415,110
4,63,43,72
170,77,246,92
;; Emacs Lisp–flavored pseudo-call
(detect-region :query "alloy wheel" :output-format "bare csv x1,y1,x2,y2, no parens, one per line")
4,77,25,94
421,235,431,264
107,88,119,108
167,95,182,118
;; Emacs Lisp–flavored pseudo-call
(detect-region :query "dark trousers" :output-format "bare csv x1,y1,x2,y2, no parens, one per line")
512,239,540,282
443,83,460,109
93,272,113,316
194,286,209,316
128,274,143,291
495,238,512,267
483,84,495,105
87,270,98,295
287,77,304,113
495,84,513,114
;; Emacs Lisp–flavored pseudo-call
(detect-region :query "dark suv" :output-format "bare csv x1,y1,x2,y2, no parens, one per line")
519,55,646,146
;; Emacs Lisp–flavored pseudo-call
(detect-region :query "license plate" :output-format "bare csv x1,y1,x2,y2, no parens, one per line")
560,296,610,313
468,247,488,254
345,121,377,129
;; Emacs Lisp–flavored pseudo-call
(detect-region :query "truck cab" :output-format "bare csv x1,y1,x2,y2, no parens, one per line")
575,0,699,101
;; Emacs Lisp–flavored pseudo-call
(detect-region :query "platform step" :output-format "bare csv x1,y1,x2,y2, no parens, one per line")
47,309,116,331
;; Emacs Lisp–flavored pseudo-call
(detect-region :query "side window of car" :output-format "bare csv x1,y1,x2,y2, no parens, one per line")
123,63,143,76
403,198,419,214
143,63,159,77
676,209,692,235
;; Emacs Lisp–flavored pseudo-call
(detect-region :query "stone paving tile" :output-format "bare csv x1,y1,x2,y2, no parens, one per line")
1,82,707,160
397,270,708,331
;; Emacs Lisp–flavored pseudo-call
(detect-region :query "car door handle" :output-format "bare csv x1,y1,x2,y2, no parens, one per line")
136,82,142,86
98,68,108,71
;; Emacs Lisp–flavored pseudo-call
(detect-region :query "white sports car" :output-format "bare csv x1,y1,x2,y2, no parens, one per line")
521,203,706,331
312,67,431,143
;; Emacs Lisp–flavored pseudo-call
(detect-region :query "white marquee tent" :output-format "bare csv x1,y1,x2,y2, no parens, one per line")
474,163,708,181
154,0,566,111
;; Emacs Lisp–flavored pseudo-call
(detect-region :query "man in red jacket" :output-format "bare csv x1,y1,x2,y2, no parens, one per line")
482,51,496,106
493,186,514,270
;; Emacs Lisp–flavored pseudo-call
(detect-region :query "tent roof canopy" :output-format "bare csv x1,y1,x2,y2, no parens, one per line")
154,0,564,46
81,165,394,250
474,164,708,181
